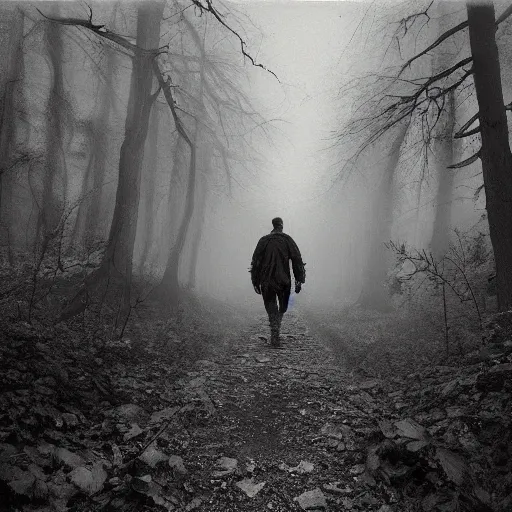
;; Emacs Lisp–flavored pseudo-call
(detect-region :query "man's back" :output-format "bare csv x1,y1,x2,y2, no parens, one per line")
251,231,305,289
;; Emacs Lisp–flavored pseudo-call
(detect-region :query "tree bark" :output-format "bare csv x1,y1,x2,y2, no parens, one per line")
430,90,455,259
359,120,410,310
72,48,117,248
467,1,512,311
186,148,210,289
96,1,163,284
59,2,164,322
39,12,67,238
137,103,159,274
159,123,198,299
0,7,24,264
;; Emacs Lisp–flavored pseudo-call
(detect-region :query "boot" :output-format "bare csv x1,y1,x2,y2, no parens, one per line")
269,314,281,348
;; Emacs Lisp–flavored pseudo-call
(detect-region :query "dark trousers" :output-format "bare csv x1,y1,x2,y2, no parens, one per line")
261,283,291,340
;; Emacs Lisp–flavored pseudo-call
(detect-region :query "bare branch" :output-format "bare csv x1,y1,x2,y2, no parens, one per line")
447,150,480,169
398,2,512,76
153,61,193,149
399,20,469,76
454,111,478,139
189,0,279,81
496,3,512,26
454,100,512,138
36,8,167,56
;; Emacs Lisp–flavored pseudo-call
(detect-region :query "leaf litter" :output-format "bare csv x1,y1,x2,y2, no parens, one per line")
1,302,512,511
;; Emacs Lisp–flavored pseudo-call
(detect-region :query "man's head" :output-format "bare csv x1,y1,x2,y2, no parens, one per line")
272,217,284,231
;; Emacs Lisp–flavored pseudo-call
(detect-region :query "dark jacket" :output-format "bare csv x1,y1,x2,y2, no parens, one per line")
250,230,305,289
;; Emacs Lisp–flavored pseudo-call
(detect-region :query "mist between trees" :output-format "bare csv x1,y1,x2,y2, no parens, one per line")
0,0,512,345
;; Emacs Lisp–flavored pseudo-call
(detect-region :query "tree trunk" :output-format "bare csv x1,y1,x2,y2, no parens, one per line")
39,13,67,238
186,148,210,289
59,2,164,322
72,48,117,248
467,1,512,311
359,120,410,310
96,1,163,284
158,38,205,300
137,103,159,274
430,2,457,259
430,90,455,259
159,124,198,299
0,7,23,264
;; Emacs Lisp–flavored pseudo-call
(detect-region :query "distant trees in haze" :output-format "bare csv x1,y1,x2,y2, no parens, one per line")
337,0,512,312
0,0,273,325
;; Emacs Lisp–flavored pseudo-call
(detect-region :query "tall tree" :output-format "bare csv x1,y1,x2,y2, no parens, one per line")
430,89,455,258
466,0,512,310
359,121,409,310
430,2,458,258
137,103,160,274
72,47,117,248
0,7,24,263
98,1,164,285
56,2,164,320
39,12,67,239
186,145,211,289
340,0,512,311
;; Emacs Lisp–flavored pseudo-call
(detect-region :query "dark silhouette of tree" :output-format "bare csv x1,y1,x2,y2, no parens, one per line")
466,1,512,311
137,103,160,274
0,7,24,264
38,0,275,319
39,9,68,241
72,46,118,249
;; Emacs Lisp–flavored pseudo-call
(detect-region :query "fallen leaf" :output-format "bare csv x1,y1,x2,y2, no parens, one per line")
294,488,328,510
394,418,428,441
235,477,266,497
435,448,467,486
54,447,85,469
123,423,143,441
169,454,187,475
139,445,168,468
69,463,107,495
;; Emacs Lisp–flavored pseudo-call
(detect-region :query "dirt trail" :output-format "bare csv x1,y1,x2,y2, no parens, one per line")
172,310,395,511
0,308,402,511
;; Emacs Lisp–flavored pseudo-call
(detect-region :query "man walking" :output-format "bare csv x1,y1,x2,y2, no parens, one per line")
250,217,306,347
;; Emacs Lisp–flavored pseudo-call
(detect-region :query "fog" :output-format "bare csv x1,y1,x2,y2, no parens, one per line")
0,0,502,318
195,0,489,311
198,1,367,308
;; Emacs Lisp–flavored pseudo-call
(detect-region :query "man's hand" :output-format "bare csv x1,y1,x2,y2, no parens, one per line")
295,282,302,294
253,284,261,295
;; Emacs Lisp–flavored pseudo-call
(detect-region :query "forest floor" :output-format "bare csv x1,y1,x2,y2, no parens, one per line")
1,296,512,512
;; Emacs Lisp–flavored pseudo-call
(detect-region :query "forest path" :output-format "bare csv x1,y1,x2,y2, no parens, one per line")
0,307,400,512
172,309,394,511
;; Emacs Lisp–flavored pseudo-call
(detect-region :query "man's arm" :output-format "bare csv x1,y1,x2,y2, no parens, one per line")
287,236,306,285
250,237,268,291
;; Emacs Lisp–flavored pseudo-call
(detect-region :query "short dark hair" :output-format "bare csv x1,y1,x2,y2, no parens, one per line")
272,217,283,228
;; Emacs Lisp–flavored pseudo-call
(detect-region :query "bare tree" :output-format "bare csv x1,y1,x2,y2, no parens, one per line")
339,0,512,311
0,6,24,264
430,89,455,258
430,2,458,258
39,9,68,242
359,120,410,310
137,102,160,273
466,1,512,311
185,144,211,289
37,0,274,319
72,47,118,248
